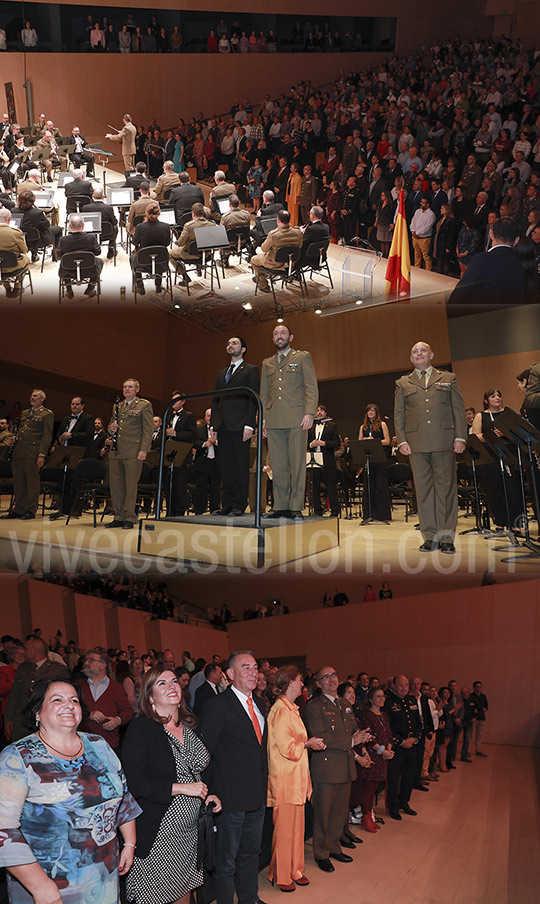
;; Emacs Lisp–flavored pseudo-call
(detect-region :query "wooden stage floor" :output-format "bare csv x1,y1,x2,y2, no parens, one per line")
262,745,539,904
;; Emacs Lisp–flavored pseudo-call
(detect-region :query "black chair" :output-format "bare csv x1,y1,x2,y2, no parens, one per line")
0,458,14,512
58,251,101,302
172,239,206,295
0,250,33,302
99,220,117,266
136,462,159,518
127,215,144,257
254,244,304,303
64,194,91,229
176,210,193,229
131,245,173,300
66,459,109,527
387,462,415,521
300,239,334,294
222,225,251,266
23,225,55,273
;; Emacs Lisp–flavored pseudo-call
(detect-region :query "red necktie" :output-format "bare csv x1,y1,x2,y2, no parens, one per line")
247,697,262,744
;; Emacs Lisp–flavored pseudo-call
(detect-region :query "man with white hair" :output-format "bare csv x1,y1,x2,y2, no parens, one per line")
1,388,54,520
0,206,29,296
16,168,43,199
82,186,118,258
151,159,180,202
64,168,94,200
57,213,103,298
210,169,236,203
36,129,68,180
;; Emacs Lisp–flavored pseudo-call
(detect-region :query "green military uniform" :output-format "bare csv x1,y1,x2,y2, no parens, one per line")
260,347,318,513
108,396,154,523
12,405,54,517
251,223,303,289
299,173,318,226
394,366,467,543
303,694,357,860
0,427,13,446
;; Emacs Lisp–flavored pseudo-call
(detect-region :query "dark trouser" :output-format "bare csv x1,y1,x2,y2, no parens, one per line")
165,465,188,516
69,150,95,175
218,424,250,512
447,723,462,766
311,781,351,859
194,457,220,514
12,454,41,516
415,735,426,785
214,803,265,904
312,466,340,515
461,722,473,759
60,258,103,288
386,745,416,812
341,214,357,244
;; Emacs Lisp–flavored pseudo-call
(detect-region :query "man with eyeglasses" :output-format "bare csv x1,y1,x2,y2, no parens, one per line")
199,650,268,904
76,648,133,749
303,666,371,872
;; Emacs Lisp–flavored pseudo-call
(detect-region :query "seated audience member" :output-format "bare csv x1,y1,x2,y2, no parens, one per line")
300,205,330,265
448,217,525,309
131,201,170,294
0,206,30,297
11,190,62,262
250,209,302,292
58,212,103,298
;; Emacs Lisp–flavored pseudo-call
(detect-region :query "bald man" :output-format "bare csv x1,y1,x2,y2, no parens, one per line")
383,675,422,820
394,341,467,554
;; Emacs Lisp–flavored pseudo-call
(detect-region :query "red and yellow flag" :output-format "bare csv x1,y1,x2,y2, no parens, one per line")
384,188,410,297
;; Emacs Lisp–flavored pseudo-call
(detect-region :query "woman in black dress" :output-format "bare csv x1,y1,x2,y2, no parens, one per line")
433,203,459,275
358,403,391,521
471,388,524,531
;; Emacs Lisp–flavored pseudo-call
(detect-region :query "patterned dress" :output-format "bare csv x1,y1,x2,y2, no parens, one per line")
126,725,210,904
0,733,141,904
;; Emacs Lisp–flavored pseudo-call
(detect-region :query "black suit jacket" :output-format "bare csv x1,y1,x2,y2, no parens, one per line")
58,232,101,277
169,183,205,218
193,680,219,716
199,686,268,812
88,429,107,454
65,179,94,200
82,200,118,229
419,693,435,736
447,245,525,308
123,173,147,190
307,418,340,468
273,165,290,200
12,205,50,242
300,220,330,262
133,220,170,250
211,360,260,432
55,411,94,448
193,422,219,465
150,426,163,450
168,410,197,465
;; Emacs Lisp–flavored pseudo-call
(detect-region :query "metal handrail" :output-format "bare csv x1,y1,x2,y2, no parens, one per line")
156,387,263,528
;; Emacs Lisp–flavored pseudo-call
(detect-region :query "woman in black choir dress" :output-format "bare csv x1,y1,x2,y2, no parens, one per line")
358,403,391,522
471,388,524,531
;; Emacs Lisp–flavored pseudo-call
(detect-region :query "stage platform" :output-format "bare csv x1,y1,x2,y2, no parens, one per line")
138,513,339,568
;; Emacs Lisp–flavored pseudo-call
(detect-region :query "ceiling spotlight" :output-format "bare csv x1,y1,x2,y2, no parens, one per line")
314,306,322,314
242,301,252,310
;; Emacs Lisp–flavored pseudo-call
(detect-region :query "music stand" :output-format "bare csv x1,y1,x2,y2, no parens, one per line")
491,408,540,558
164,440,193,516
46,445,87,520
345,440,365,519
482,428,519,549
305,447,323,517
95,148,116,193
459,436,494,536
354,438,387,523
195,224,230,297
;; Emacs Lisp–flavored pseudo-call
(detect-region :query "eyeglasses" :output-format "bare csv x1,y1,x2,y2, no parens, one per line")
84,657,104,664
318,672,338,681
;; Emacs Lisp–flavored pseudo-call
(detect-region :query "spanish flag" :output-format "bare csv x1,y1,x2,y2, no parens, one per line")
384,188,410,297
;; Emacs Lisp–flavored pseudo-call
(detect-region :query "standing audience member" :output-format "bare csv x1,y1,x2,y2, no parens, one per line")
76,648,133,749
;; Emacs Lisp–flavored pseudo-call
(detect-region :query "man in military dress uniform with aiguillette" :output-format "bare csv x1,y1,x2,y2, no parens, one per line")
383,675,422,821
105,378,153,530
2,389,54,520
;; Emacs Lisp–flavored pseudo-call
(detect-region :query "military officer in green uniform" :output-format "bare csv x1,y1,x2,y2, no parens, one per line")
303,666,371,871
394,340,467,553
0,417,14,446
260,323,318,519
2,389,53,520
105,377,153,529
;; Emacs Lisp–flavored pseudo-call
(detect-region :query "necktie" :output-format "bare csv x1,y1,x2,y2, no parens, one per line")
225,364,234,384
420,369,427,387
246,696,262,744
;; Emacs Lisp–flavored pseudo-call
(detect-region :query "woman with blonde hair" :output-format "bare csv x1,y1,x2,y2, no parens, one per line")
267,666,325,892
285,162,302,227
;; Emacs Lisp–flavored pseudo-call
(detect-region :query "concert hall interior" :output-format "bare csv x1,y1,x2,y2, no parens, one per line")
1,5,540,902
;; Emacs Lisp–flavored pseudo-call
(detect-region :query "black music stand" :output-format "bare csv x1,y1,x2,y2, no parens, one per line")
459,436,494,536
195,224,230,298
355,438,387,523
95,148,116,193
305,447,323,517
492,408,540,559
482,427,520,549
164,440,193,515
344,440,365,519
46,445,87,520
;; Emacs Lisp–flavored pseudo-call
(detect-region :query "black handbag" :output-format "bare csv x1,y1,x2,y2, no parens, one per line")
196,800,217,872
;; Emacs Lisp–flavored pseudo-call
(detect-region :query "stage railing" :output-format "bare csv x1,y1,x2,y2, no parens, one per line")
156,387,263,527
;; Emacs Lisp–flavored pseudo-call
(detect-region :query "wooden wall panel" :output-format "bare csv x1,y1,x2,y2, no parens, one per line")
452,350,540,415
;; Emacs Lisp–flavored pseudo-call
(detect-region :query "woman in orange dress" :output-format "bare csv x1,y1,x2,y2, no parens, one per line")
267,666,325,892
285,162,302,227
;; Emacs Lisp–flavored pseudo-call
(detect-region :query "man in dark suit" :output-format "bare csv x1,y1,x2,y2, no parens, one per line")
193,661,223,715
5,637,69,741
165,392,197,516
211,336,260,515
300,205,330,266
150,415,163,450
168,171,205,223
199,651,268,904
123,161,148,189
66,126,95,176
249,189,284,254
307,404,341,517
409,676,435,791
472,190,491,241
272,156,290,205
83,186,118,258
51,396,94,518
447,217,525,310
58,213,103,298
429,179,448,220
193,408,220,515
64,169,94,201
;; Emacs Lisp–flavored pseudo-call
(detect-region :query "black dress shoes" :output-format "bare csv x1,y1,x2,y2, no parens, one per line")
20,513,35,520
440,542,456,554
262,510,290,519
212,508,232,516
400,805,417,815
1,512,20,519
389,810,402,820
413,783,429,792
315,858,334,872
289,510,304,520
105,520,124,528
122,521,134,530
339,839,355,849
342,832,362,844
419,540,435,551
231,508,245,516
476,752,488,757
329,852,353,863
